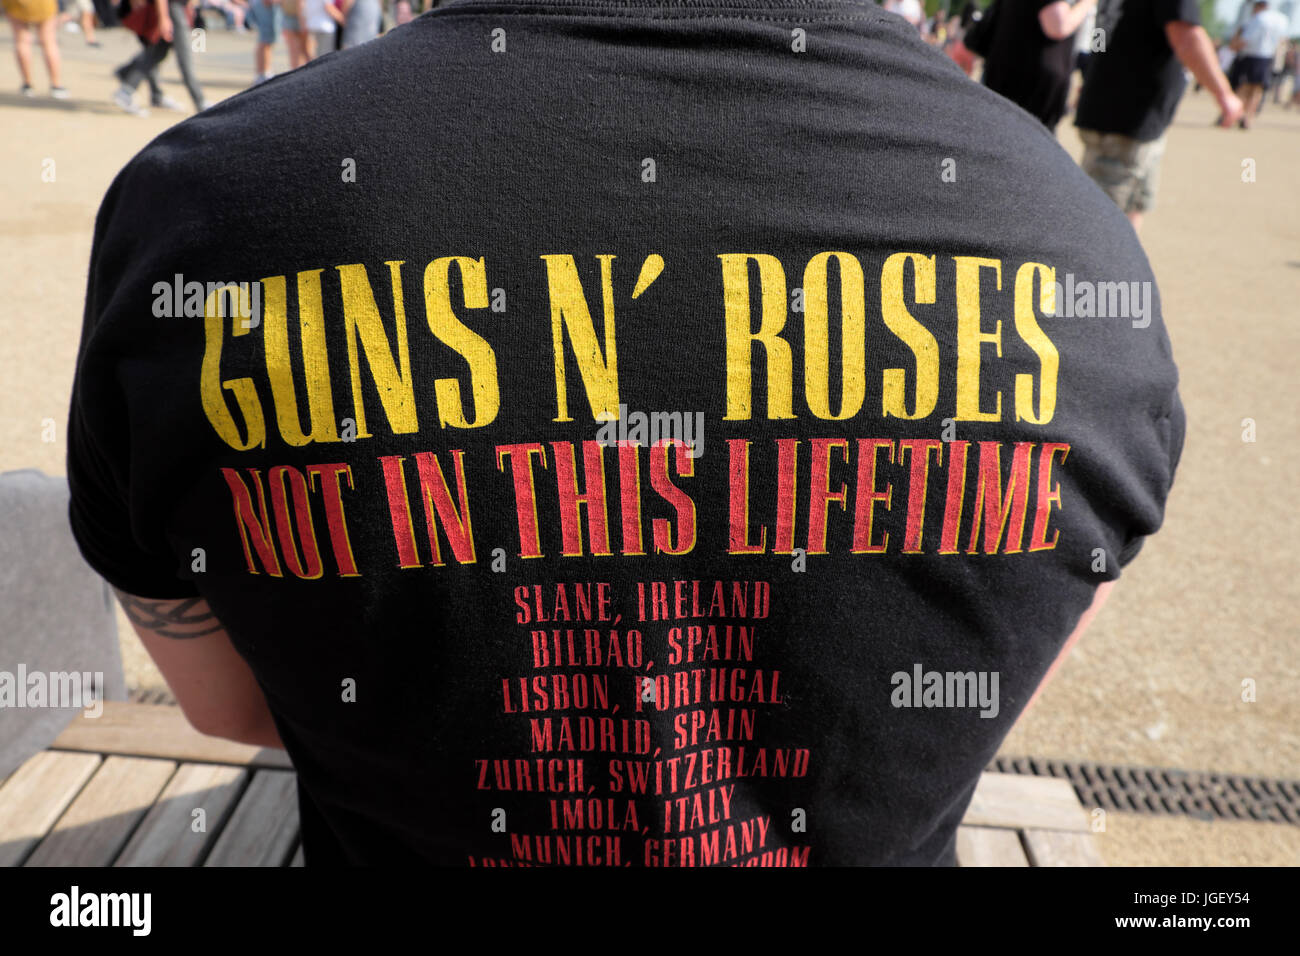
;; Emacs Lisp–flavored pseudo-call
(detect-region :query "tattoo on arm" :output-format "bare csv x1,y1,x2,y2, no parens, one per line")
114,591,225,639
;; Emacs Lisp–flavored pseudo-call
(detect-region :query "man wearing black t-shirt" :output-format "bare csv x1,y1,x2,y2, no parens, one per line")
1075,0,1242,231
981,0,1096,129
68,0,1185,866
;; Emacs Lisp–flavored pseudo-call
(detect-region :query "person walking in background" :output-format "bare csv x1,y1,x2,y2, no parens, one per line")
300,0,335,58
60,0,101,46
1218,36,1236,76
336,0,378,49
980,0,1096,129
925,9,945,45
4,0,68,97
280,0,308,68
883,0,923,31
113,0,209,116
246,0,281,84
281,0,332,62
1075,0,1242,232
1229,1,1289,128
1273,39,1296,104
115,0,183,112
1072,2,1095,74
1286,40,1300,107
325,0,341,49
944,2,981,77
197,0,245,30
1066,3,1097,113
1268,36,1292,102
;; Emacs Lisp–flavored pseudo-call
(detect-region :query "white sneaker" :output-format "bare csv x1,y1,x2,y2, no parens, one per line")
50,86,69,99
151,94,186,112
111,87,149,116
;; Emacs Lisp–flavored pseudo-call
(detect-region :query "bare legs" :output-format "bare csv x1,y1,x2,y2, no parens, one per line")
10,18,33,86
283,28,308,69
9,16,62,90
36,16,61,87
255,41,273,76
1238,82,1264,127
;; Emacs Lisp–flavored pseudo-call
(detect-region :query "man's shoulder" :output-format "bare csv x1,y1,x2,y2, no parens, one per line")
104,4,1122,260
110,28,435,208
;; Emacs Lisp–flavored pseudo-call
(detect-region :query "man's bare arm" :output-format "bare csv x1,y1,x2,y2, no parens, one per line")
1024,580,1114,712
1039,0,1095,42
114,590,285,749
1167,21,1245,126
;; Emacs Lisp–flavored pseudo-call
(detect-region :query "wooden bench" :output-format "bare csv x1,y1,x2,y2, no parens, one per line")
957,770,1106,866
0,702,1104,867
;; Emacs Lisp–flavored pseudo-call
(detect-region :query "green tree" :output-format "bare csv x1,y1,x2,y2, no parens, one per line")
1199,0,1226,40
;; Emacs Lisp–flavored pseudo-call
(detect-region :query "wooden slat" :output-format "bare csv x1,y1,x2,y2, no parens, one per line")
0,751,102,867
961,773,1089,832
204,769,299,867
115,763,248,867
25,756,176,867
52,702,292,769
1022,828,1107,867
955,825,1030,867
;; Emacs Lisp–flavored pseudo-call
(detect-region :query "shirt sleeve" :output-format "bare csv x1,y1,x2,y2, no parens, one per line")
1158,0,1202,27
65,161,201,602
1116,391,1186,567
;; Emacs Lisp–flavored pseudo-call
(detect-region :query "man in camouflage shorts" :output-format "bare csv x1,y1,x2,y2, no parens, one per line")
1078,129,1167,217
1075,0,1242,232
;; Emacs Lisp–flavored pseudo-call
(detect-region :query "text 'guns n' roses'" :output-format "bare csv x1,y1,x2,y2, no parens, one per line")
196,251,1064,450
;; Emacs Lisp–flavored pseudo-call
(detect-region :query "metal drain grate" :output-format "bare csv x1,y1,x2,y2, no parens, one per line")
128,687,177,706
990,756,1300,825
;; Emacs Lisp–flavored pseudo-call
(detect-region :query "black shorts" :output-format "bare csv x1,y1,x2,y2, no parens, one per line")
1238,55,1273,87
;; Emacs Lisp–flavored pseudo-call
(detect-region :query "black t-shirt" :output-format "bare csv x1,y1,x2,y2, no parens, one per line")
981,0,1077,129
68,0,1184,867
1076,0,1200,141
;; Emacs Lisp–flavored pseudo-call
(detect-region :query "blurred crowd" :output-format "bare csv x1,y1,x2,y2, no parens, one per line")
6,0,1299,136
4,0,445,110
